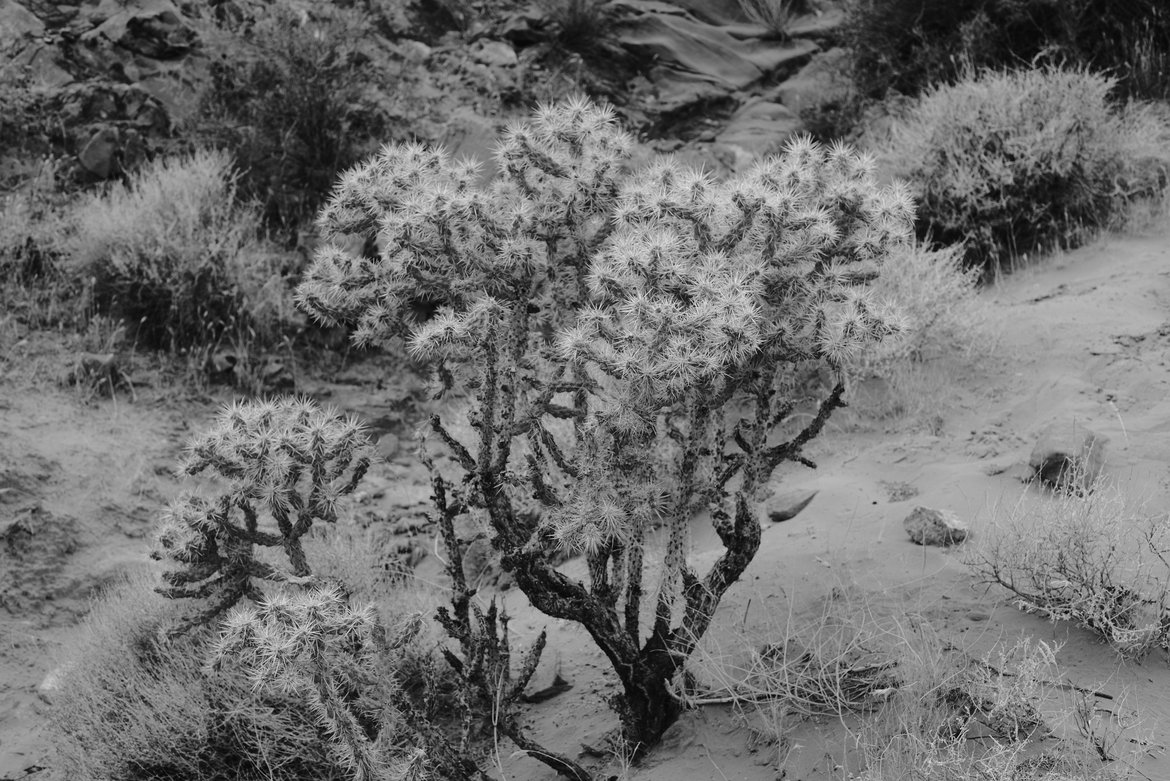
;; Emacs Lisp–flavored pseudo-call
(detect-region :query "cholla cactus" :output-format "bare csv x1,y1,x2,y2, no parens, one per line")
212,585,427,781
298,98,914,752
153,397,374,628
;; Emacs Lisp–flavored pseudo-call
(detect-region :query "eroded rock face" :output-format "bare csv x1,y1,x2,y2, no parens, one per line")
1029,422,1107,491
903,506,968,546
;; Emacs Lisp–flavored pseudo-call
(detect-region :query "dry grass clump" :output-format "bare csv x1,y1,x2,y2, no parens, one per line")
842,240,991,428
684,586,1141,780
49,569,349,781
883,67,1170,274
966,480,1170,659
67,149,297,352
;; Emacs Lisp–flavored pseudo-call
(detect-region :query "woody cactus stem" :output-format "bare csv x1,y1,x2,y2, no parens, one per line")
298,98,914,752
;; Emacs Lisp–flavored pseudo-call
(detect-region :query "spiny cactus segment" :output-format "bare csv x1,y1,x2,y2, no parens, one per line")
153,398,375,629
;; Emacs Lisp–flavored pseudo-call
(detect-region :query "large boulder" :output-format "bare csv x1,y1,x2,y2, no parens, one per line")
1029,422,1107,491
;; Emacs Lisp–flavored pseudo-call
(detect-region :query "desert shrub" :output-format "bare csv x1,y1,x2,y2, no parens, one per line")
853,632,1101,781
843,0,1170,104
67,148,295,351
966,480,1170,659
194,3,414,241
50,570,351,781
856,241,982,368
883,67,1170,272
295,98,914,758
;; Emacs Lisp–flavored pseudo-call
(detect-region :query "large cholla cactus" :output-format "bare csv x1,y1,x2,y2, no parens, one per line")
298,97,914,752
153,397,374,628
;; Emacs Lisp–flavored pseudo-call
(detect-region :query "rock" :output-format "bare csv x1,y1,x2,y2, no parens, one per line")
1028,422,1107,491
81,0,196,59
0,0,45,39
37,664,73,704
441,109,500,181
714,99,803,160
903,506,968,546
615,9,763,91
768,488,818,522
769,46,850,115
77,125,121,177
471,39,517,68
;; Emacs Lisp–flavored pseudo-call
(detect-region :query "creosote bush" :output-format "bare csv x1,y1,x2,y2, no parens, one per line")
68,149,296,351
297,96,915,758
883,67,1170,273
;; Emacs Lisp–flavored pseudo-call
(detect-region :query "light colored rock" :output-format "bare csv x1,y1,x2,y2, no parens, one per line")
714,99,803,161
768,488,818,522
0,0,44,39
771,46,850,115
471,39,517,68
1029,421,1107,491
903,506,968,546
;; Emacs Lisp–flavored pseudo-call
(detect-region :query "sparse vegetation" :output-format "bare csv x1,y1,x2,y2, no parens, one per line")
66,149,296,352
967,480,1170,659
882,67,1170,272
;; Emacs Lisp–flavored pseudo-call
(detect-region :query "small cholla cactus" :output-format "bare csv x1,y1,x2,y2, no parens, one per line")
153,397,374,629
298,98,914,753
211,585,426,781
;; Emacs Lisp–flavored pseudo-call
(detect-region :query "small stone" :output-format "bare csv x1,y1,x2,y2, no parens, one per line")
471,40,518,68
903,506,968,546
1029,421,1107,492
768,488,817,522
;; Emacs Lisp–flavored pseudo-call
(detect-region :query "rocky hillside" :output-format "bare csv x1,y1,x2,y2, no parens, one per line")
1,0,852,188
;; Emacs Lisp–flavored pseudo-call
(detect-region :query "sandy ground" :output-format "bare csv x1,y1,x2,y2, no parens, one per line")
2,219,1169,780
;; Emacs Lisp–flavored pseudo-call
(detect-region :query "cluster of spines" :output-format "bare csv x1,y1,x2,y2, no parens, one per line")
153,398,374,625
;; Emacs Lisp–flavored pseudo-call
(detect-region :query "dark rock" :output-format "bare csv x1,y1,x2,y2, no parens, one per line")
81,0,196,59
768,488,818,522
903,506,968,546
77,125,120,177
1029,421,1106,491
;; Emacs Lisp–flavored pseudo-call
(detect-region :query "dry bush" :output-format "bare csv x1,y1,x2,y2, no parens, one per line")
684,587,1139,780
49,569,349,781
67,149,297,351
966,481,1170,658
838,240,991,429
883,67,1170,273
